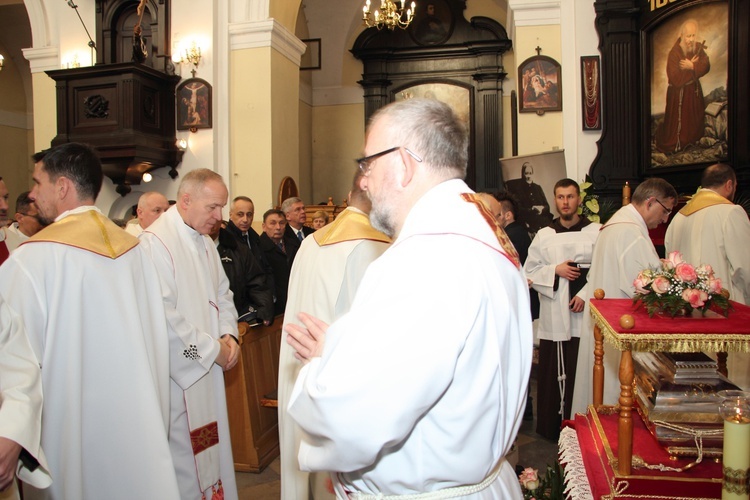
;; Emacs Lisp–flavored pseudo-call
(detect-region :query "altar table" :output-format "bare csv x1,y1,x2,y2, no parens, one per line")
588,298,750,475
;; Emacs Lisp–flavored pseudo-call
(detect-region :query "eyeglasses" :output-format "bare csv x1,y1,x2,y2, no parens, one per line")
355,147,422,176
653,198,672,216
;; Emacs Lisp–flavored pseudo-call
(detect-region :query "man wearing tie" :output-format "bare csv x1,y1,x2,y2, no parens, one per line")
282,197,314,264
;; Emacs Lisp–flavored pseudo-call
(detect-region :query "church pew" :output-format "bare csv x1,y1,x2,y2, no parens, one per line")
223,316,283,472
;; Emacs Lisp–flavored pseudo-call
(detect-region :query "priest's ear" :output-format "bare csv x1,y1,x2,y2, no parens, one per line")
57,176,73,201
178,191,191,210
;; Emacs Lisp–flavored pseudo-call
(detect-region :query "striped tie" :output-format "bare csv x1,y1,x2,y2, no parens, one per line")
297,230,304,242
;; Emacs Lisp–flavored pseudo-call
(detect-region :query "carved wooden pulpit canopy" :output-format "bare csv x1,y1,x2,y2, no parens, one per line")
46,0,182,195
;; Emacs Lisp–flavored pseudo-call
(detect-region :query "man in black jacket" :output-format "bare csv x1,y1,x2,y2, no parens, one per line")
209,220,275,326
259,209,293,315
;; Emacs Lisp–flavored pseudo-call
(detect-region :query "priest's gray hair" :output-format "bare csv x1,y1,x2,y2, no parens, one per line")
177,168,225,197
369,98,468,179
631,178,678,205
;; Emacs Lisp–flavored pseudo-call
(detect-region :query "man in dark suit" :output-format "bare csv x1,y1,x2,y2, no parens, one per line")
504,162,552,235
489,190,537,421
491,191,531,265
281,197,314,264
209,220,275,326
259,209,293,315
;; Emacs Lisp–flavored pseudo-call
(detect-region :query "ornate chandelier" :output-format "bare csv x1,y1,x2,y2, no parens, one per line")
362,0,416,31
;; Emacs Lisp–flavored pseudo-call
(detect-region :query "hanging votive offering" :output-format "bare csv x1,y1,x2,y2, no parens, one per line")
718,391,750,500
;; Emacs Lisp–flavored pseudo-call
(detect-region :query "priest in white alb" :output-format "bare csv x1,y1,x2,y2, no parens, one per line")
279,171,390,499
139,168,240,500
0,143,180,500
665,163,750,389
571,178,677,415
0,296,50,500
286,99,532,498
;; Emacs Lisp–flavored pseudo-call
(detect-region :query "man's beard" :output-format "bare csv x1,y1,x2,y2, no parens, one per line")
367,184,396,239
560,212,576,222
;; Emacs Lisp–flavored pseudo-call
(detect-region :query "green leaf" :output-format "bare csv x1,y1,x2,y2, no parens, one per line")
585,199,600,213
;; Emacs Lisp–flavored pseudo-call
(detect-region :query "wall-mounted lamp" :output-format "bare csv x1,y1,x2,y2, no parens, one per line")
0,54,4,72
176,138,187,150
172,41,202,78
142,172,153,183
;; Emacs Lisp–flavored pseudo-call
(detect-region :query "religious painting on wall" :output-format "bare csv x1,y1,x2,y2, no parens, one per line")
500,150,567,238
409,0,454,46
394,82,470,133
518,55,562,115
176,77,212,131
649,2,728,169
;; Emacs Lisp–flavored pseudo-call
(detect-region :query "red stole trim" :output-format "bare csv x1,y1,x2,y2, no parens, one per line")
0,240,8,265
190,421,220,455
461,193,521,269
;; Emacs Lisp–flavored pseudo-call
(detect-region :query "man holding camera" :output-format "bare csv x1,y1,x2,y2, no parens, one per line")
523,178,600,439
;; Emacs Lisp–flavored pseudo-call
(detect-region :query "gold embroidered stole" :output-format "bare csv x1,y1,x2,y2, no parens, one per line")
26,210,138,258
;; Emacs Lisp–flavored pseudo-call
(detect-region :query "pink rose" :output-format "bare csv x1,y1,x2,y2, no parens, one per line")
682,288,708,308
634,274,652,295
652,276,671,295
675,262,697,283
696,264,714,278
662,251,685,270
519,467,539,490
707,278,723,294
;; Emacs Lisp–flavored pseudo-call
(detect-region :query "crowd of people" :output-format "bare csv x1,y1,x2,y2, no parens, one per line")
0,97,748,499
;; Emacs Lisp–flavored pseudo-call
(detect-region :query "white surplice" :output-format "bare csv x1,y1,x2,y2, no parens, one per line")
139,206,238,500
0,296,50,499
124,220,143,236
0,206,180,500
571,204,661,414
524,222,600,342
288,179,533,498
279,207,390,500
2,224,29,254
665,188,750,390
665,188,750,304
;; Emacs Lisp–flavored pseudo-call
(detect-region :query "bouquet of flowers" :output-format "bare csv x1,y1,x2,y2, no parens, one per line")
632,251,732,318
518,463,564,500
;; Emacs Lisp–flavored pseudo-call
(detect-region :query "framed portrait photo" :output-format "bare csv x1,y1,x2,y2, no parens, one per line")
518,55,562,115
500,150,567,237
176,77,212,131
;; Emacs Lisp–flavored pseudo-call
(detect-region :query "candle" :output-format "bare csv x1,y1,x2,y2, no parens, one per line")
719,391,750,500
622,181,631,206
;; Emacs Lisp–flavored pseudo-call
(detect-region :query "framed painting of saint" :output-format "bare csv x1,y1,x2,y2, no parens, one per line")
648,2,728,169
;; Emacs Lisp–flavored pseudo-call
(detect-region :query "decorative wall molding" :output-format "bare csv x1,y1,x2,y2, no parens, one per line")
508,0,561,34
23,0,51,49
22,46,59,74
228,19,306,67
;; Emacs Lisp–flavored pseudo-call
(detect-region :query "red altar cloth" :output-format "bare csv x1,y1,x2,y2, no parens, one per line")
570,408,722,499
589,299,750,352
